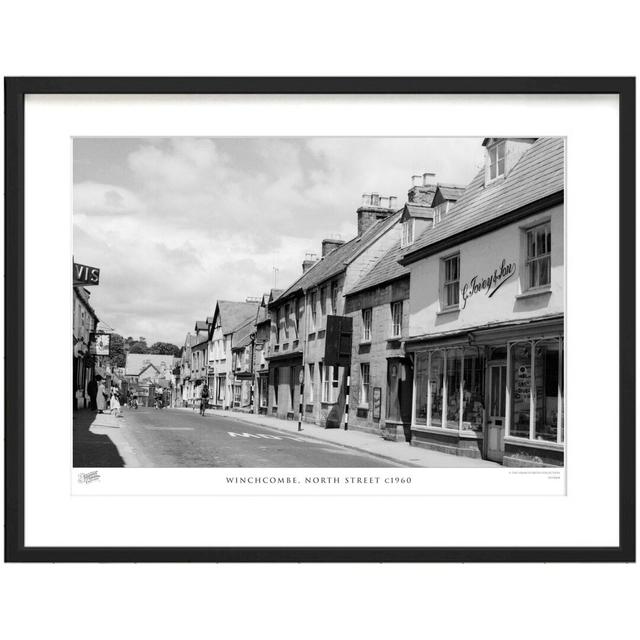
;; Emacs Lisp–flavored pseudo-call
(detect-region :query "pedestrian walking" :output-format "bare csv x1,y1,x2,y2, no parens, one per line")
110,387,121,417
96,379,107,413
87,376,98,411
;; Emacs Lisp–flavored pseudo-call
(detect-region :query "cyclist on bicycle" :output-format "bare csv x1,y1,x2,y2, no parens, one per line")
200,383,209,416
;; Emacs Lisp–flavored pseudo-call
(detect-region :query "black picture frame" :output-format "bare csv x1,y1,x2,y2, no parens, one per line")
4,76,636,563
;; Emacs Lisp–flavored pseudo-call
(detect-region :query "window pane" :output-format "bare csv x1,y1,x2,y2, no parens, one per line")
529,259,538,288
446,351,462,428
497,158,505,175
539,255,550,286
414,353,428,426
511,344,531,438
430,352,444,426
535,343,559,442
461,353,485,431
490,163,496,180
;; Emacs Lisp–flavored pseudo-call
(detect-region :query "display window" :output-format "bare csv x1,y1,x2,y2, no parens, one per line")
509,338,563,443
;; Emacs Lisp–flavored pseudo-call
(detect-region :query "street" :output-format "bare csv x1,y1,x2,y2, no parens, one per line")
75,407,403,468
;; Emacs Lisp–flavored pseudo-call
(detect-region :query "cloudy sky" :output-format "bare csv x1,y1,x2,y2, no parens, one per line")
73,137,485,345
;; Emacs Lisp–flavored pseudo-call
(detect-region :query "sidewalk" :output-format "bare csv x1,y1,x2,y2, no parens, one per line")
73,409,143,468
180,407,499,468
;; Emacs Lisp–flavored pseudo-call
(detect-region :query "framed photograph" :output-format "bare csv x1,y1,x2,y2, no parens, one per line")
4,77,635,562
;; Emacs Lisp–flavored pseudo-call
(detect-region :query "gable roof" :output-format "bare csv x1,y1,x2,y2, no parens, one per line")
125,353,174,376
437,184,466,201
137,362,161,377
194,320,208,332
212,300,260,335
402,137,564,263
346,240,408,296
274,210,402,305
402,203,434,220
231,316,256,350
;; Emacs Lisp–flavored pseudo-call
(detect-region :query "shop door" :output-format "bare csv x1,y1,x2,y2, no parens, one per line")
487,364,507,463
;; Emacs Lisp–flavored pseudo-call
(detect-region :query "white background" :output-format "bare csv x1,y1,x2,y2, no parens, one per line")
26,95,600,548
1,2,638,640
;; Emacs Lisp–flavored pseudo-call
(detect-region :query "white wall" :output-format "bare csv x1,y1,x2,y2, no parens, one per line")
409,203,564,337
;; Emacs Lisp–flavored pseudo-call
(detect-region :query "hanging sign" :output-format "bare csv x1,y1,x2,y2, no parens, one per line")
460,259,516,309
89,332,111,356
73,262,100,286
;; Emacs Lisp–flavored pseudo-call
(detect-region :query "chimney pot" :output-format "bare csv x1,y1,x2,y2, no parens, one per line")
370,192,380,206
321,238,345,257
422,172,436,186
361,193,370,206
412,175,422,187
389,196,397,209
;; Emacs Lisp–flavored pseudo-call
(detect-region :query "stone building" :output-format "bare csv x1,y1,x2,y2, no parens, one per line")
400,137,565,467
344,180,464,441
207,299,260,408
266,193,401,426
73,286,99,409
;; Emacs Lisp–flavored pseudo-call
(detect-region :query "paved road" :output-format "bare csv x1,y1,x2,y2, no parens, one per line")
119,407,401,468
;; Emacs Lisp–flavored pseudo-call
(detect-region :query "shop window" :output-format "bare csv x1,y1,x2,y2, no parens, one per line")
429,352,445,426
362,308,372,342
511,343,532,438
391,301,402,338
535,342,562,442
510,340,563,443
461,353,485,431
414,352,429,425
445,350,463,428
526,222,551,289
360,363,370,405
233,384,242,406
442,255,460,309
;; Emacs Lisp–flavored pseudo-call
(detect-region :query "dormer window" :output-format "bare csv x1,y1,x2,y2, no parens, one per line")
488,140,506,181
401,218,415,247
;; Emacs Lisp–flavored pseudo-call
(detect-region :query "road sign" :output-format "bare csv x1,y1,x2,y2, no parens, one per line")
324,315,353,367
73,262,100,286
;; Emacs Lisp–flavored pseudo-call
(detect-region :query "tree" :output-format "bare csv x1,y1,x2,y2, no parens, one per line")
129,340,148,354
149,342,181,357
108,333,126,368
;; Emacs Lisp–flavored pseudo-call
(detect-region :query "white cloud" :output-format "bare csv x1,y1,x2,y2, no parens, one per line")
74,137,485,343
74,181,144,216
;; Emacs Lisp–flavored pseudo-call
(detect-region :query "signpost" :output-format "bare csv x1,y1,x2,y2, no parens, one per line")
297,368,304,431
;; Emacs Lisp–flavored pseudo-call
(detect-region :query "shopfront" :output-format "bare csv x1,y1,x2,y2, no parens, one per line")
407,317,564,466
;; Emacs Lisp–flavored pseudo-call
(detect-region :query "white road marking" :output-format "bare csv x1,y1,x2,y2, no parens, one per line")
227,431,306,442
145,427,194,431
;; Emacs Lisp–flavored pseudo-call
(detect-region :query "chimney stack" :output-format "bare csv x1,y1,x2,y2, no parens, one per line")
302,252,319,273
356,192,398,236
408,171,437,205
321,238,345,257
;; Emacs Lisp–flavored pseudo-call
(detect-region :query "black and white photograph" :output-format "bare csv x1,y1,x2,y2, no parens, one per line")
73,135,565,471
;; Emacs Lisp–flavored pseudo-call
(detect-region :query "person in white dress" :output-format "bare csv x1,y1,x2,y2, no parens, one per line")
109,388,121,416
